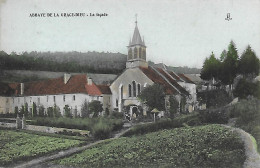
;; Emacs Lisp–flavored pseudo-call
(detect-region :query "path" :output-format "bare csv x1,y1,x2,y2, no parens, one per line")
12,122,133,168
223,125,260,168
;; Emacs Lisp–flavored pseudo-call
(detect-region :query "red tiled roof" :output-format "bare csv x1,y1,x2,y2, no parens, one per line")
168,71,181,81
178,74,195,84
156,68,189,95
97,85,112,94
0,83,15,96
139,66,179,95
7,75,111,96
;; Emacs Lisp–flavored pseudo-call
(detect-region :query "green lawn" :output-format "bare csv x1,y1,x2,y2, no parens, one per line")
55,124,246,168
0,129,83,166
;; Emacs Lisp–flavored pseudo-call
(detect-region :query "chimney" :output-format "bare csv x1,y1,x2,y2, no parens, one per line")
64,73,71,84
87,77,93,85
20,83,24,95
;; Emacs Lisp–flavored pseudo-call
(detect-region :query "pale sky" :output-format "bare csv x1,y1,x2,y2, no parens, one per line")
1,0,260,68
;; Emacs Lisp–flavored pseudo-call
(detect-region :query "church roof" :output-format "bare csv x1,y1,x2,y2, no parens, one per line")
129,24,145,46
8,74,111,96
178,74,195,84
139,66,189,95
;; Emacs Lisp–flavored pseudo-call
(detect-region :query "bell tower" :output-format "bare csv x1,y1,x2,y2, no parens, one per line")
126,15,148,68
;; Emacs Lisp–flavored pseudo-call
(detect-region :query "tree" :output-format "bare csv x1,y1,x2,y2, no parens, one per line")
239,45,260,78
169,96,179,118
201,52,221,81
233,78,259,99
81,99,89,117
24,103,29,117
64,105,72,118
39,106,45,117
32,102,37,117
53,104,61,117
47,107,54,117
89,100,103,117
219,41,239,87
138,84,165,111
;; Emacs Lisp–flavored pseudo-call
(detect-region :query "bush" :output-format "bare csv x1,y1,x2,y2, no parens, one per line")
197,89,232,108
122,112,202,137
233,79,259,99
92,120,112,140
109,111,123,119
198,107,230,124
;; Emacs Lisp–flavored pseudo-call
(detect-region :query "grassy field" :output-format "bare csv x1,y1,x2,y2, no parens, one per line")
55,124,245,168
0,129,84,166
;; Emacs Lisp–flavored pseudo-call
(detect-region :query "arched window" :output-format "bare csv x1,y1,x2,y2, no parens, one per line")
143,49,146,60
137,84,141,95
128,84,132,97
134,47,137,59
121,86,123,100
132,81,136,97
139,47,142,59
128,49,132,60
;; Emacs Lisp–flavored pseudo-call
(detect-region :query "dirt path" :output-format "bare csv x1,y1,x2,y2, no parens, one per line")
223,125,260,168
12,123,133,168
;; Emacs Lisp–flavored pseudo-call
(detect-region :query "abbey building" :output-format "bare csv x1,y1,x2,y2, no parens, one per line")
0,21,197,117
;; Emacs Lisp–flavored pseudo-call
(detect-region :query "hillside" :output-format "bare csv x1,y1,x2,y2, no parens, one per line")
0,51,127,74
55,125,245,168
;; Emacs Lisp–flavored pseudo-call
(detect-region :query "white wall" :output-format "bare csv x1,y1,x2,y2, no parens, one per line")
110,67,153,112
11,93,104,116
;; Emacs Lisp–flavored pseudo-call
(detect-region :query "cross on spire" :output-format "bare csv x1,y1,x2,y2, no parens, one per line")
135,14,138,26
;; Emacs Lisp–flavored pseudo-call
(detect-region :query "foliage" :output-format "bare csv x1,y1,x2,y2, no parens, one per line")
0,50,125,74
88,100,103,117
122,112,201,137
238,45,260,77
64,105,72,118
24,103,29,117
138,84,165,111
201,52,221,80
198,107,230,124
53,104,61,117
92,120,112,140
230,98,260,152
109,111,124,119
28,117,123,138
233,78,260,99
197,89,232,108
81,99,89,118
32,102,37,117
0,129,82,166
168,95,179,118
55,125,245,168
14,106,18,117
38,106,45,117
47,107,54,117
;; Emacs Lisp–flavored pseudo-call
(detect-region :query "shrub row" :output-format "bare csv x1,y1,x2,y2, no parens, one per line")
122,112,202,137
28,117,123,140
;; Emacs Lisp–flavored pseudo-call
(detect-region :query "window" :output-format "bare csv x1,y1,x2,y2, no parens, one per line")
53,96,56,103
63,95,66,102
143,49,146,60
128,49,132,60
116,99,118,107
73,95,75,101
47,96,48,102
134,47,137,59
132,81,136,97
38,97,40,104
128,84,132,97
139,47,142,58
137,84,141,95
121,86,123,100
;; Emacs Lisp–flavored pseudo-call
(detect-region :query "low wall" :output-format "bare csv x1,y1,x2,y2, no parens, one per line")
25,125,90,136
0,122,16,128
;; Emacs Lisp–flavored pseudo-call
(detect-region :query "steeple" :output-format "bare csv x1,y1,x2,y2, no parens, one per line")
126,15,148,69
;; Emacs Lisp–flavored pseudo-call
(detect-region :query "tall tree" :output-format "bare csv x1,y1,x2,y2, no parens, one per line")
201,52,221,81
239,45,260,78
219,41,239,87
138,84,165,111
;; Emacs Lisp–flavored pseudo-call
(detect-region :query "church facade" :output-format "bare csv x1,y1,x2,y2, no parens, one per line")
0,21,197,117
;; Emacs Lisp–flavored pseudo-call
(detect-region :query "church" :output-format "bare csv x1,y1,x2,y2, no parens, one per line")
0,20,197,117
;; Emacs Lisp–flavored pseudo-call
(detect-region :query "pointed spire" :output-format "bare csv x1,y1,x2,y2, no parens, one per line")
129,37,132,46
143,36,145,45
130,15,145,46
